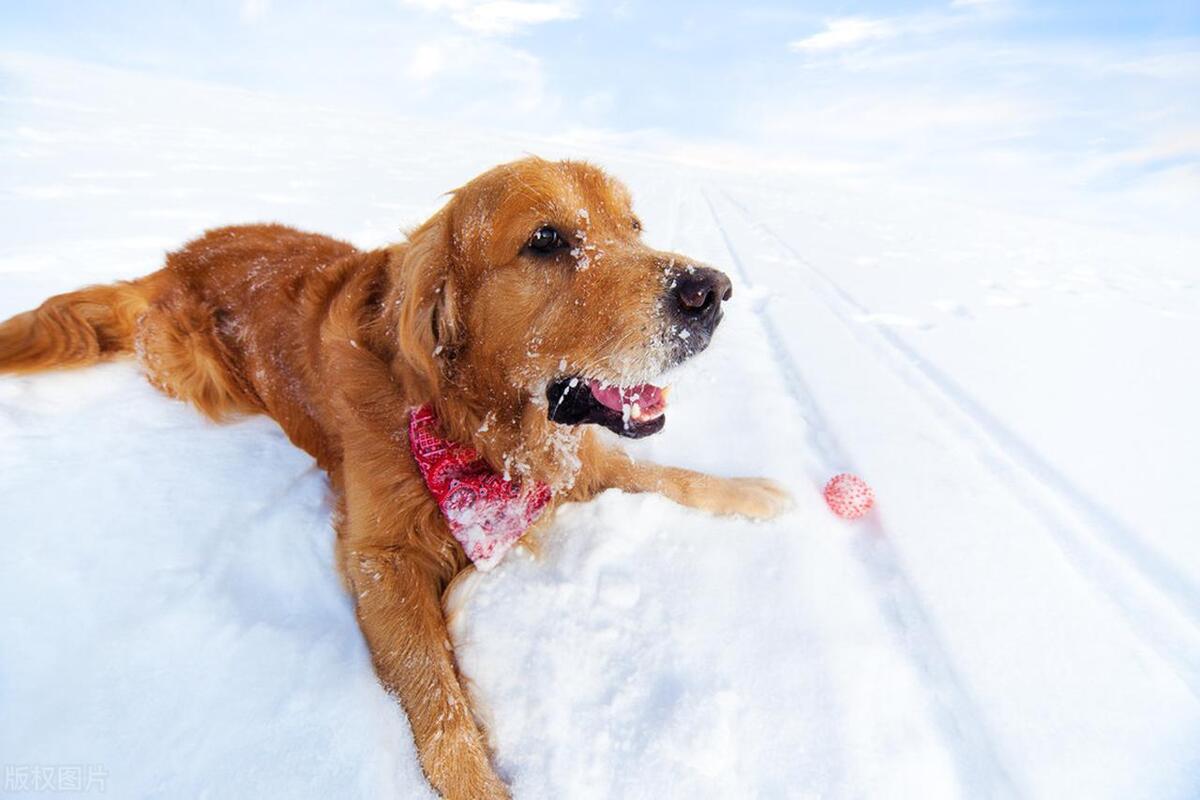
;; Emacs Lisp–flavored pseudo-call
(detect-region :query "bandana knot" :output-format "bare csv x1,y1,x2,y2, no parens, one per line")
408,405,552,570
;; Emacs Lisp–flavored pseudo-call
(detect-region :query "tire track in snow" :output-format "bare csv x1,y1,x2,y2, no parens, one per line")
713,187,1200,698
700,188,1022,800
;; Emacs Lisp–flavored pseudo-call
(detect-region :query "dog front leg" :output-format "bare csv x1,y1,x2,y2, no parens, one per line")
342,538,508,800
339,481,508,800
318,331,507,797
578,444,792,519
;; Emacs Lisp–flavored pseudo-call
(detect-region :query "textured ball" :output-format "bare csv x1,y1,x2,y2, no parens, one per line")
823,473,874,519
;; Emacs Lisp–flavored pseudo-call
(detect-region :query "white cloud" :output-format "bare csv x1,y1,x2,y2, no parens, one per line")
238,0,271,24
788,2,1006,56
401,0,578,36
407,43,446,80
388,2,567,119
387,32,556,117
788,17,899,53
455,1,577,34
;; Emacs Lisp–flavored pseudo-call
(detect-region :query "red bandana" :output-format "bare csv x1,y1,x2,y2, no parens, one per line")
408,405,552,570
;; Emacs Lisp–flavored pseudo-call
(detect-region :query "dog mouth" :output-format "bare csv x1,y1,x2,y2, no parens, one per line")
546,377,669,438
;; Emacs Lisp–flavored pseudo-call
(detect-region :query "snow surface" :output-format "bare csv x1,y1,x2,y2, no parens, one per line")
2,55,1199,799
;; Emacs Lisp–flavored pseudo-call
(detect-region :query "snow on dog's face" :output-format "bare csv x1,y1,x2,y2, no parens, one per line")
392,157,731,448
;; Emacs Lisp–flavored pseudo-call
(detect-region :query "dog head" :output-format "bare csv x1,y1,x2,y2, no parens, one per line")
391,157,731,478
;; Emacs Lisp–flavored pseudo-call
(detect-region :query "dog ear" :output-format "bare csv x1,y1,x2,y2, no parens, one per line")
392,205,463,393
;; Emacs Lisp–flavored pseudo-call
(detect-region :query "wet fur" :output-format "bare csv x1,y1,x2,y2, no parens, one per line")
0,158,789,798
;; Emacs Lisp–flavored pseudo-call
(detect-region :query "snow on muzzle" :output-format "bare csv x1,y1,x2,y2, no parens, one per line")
544,264,731,439
661,263,732,367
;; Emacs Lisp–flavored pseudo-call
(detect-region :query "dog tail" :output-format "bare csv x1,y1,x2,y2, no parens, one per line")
0,277,156,374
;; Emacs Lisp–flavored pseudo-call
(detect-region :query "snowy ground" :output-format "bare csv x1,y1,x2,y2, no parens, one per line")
2,55,1199,799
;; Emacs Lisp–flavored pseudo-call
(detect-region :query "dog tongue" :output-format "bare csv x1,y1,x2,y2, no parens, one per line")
586,380,667,419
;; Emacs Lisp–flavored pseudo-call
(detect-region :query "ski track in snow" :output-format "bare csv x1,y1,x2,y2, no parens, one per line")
699,188,1020,799
2,58,1200,800
709,187,1200,697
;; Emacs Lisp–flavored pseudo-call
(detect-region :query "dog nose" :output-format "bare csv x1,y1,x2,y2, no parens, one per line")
674,267,732,328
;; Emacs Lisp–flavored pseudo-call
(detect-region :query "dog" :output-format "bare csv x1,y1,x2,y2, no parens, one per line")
0,157,790,798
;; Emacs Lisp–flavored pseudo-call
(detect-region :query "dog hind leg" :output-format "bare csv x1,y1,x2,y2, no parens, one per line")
134,297,261,421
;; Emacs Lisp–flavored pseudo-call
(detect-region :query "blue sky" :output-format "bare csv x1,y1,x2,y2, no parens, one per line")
2,0,1197,216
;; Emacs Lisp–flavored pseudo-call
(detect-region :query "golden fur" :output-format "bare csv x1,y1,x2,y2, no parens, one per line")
0,158,789,798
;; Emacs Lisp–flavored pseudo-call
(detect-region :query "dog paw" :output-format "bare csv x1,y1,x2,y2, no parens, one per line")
719,477,793,520
456,771,510,800
428,758,511,800
422,720,511,800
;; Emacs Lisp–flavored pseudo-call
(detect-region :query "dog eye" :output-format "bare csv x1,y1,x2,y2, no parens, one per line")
527,225,566,254
631,217,642,232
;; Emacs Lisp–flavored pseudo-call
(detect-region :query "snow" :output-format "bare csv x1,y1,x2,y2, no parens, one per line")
3,55,1200,799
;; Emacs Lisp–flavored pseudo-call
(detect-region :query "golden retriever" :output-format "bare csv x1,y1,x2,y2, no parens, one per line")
0,157,789,798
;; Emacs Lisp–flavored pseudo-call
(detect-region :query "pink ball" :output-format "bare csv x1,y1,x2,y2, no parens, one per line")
823,473,874,519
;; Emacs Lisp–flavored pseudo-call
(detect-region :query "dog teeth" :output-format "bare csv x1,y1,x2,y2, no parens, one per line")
629,403,664,423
